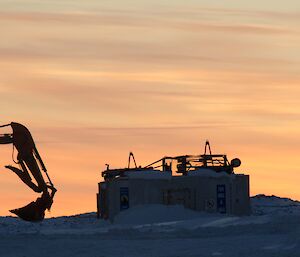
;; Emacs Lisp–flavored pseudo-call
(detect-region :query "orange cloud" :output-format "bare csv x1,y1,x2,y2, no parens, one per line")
0,2,299,217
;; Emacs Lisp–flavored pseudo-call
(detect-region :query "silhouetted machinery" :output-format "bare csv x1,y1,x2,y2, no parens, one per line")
143,140,242,175
102,141,242,181
0,122,56,222
98,141,248,220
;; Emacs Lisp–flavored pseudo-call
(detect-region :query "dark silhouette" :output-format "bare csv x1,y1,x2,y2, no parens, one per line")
0,122,57,221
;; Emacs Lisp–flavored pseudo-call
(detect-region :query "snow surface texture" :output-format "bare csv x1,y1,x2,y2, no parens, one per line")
2,195,300,257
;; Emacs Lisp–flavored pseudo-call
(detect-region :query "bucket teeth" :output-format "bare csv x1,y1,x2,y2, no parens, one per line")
10,202,45,222
10,192,53,222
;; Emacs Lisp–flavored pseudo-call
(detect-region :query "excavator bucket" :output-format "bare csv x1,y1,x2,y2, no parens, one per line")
0,122,57,221
10,192,53,222
10,201,45,222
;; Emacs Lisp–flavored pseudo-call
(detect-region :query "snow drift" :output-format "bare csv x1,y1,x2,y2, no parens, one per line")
1,195,300,257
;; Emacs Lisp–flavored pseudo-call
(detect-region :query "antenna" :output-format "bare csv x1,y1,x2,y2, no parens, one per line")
128,152,137,169
204,140,212,155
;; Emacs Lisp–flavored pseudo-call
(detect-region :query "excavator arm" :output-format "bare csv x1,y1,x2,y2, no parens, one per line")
0,122,57,221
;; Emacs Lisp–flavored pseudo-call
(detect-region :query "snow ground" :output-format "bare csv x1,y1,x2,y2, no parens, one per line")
2,195,300,257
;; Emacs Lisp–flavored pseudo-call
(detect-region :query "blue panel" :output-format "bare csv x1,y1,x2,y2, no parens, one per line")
217,185,226,214
120,187,129,211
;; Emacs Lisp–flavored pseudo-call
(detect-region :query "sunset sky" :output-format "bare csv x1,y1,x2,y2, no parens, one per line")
0,0,299,217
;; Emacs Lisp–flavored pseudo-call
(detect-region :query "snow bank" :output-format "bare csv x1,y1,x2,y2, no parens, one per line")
114,194,300,226
1,195,300,257
187,168,235,178
113,204,202,225
113,203,272,229
251,194,300,215
0,212,109,236
125,170,172,179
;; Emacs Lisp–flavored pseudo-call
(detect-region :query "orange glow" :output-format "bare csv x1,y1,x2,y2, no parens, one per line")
0,1,299,217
